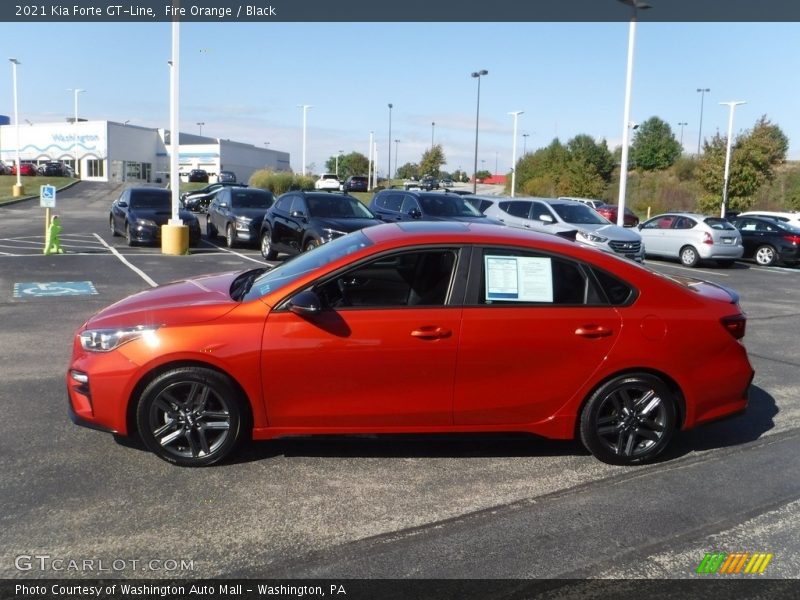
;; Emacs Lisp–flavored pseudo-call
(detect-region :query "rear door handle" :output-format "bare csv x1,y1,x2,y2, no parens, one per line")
575,325,613,339
411,327,452,340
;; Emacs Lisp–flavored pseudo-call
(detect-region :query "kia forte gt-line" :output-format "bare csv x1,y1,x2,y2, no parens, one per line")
67,222,754,467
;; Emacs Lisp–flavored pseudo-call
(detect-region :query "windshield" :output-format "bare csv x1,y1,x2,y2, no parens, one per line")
307,196,375,219
419,196,483,217
130,192,169,209
231,190,273,209
242,231,373,301
552,203,610,225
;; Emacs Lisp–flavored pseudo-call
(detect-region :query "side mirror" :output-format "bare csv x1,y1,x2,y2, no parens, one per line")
287,290,322,316
118,201,128,208
637,224,643,231
409,208,422,219
539,213,554,224
219,202,228,208
290,210,307,219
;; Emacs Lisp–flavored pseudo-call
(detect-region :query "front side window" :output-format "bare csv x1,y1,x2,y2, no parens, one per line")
274,196,292,213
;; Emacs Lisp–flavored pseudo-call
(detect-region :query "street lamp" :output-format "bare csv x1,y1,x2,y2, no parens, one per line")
335,150,343,177
394,139,400,178
509,111,524,197
522,133,529,155
616,0,651,227
431,121,435,149
298,104,312,175
720,101,746,218
677,121,688,149
471,69,489,193
387,103,393,182
696,88,710,155
9,58,23,196
197,121,204,135
67,87,86,177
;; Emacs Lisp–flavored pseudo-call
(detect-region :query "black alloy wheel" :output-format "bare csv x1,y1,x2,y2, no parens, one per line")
136,367,243,467
579,373,677,465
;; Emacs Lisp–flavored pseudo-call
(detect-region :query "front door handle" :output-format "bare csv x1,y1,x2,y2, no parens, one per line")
411,326,452,340
575,325,613,339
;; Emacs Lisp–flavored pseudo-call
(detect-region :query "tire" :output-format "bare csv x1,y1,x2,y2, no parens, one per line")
579,373,677,466
679,245,699,267
135,367,243,467
260,228,277,260
110,217,120,237
304,238,320,252
754,245,777,266
206,219,218,239
226,223,236,248
125,222,135,247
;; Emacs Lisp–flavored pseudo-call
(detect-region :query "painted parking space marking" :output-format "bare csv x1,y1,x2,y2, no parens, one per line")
13,281,98,297
93,233,158,287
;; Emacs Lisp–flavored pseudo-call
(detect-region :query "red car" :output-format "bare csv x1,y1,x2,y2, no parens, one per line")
595,203,639,227
67,222,753,467
10,162,37,176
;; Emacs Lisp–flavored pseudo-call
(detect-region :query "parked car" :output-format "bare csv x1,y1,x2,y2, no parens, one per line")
483,197,645,262
594,203,640,227
342,175,368,192
188,169,209,183
109,187,201,247
314,173,341,191
369,189,501,225
217,170,237,183
463,194,497,214
181,182,247,213
42,161,73,177
259,191,380,260
735,210,800,228
207,187,275,248
68,221,753,467
638,212,743,267
559,196,605,210
0,161,8,175
440,178,454,188
10,161,37,176
729,215,800,266
404,176,439,191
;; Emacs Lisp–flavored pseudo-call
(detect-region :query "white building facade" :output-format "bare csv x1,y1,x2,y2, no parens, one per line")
0,120,290,184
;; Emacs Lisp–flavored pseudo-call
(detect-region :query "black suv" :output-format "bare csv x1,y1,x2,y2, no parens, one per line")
43,161,72,177
207,187,275,248
369,189,500,225
259,191,380,260
188,169,209,183
342,175,368,192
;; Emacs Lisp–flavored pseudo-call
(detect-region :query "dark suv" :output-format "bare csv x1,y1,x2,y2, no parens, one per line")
369,189,500,225
206,187,275,248
259,191,380,260
43,161,73,177
188,169,209,183
343,175,368,192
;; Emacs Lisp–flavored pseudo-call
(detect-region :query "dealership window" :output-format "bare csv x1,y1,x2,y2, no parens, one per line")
86,159,104,178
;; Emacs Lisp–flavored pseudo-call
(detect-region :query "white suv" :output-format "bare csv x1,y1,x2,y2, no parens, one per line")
314,173,340,191
736,211,800,227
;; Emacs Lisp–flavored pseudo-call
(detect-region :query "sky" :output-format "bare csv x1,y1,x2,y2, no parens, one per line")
1,21,799,176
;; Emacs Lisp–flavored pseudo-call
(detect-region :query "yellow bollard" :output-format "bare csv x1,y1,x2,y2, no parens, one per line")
161,223,189,255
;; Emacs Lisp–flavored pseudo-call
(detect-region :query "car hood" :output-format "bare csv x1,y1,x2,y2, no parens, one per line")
575,223,640,241
130,208,198,225
83,271,241,330
315,217,381,232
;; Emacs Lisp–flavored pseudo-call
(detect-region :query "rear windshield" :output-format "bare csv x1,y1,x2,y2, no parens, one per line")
704,218,736,230
231,190,273,208
419,195,482,217
350,177,367,182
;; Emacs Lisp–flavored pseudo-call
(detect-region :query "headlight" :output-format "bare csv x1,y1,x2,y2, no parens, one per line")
136,218,157,228
236,216,253,225
322,228,347,240
79,326,160,352
578,231,608,244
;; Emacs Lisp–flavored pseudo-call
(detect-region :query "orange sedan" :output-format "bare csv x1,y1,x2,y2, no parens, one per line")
67,222,753,466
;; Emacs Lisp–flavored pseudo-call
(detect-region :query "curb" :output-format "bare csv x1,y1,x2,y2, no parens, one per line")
0,179,82,207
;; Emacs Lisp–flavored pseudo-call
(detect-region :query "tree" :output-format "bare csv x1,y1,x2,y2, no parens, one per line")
419,144,446,177
696,115,789,213
475,170,492,181
324,152,370,179
630,117,682,171
566,134,615,181
396,162,420,180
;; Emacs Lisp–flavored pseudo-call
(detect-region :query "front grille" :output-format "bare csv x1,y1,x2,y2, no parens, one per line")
609,240,642,254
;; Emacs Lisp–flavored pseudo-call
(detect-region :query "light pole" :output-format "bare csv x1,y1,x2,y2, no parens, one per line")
67,87,86,177
9,58,23,196
677,121,688,149
696,88,710,155
394,139,400,178
471,69,489,193
522,133,529,155
509,111,524,197
335,150,343,177
720,101,746,218
298,104,312,175
616,0,650,227
387,103,393,182
367,131,374,190
197,121,204,135
431,121,435,149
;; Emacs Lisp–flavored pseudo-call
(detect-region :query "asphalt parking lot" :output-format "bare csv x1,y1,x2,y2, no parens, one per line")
1,182,799,582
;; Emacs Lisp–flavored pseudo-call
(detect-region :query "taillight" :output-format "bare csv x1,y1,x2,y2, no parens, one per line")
721,314,746,340
783,234,800,245
702,232,713,245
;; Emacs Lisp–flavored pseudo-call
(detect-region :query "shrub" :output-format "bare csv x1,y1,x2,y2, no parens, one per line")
248,170,315,195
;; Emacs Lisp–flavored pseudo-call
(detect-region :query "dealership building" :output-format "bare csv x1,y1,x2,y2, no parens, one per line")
0,119,290,184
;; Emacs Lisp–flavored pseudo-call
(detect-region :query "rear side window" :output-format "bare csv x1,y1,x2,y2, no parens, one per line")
591,268,637,306
499,201,532,219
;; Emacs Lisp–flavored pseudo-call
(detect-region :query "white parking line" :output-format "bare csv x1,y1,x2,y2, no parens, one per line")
645,261,730,277
93,233,158,287
203,240,268,265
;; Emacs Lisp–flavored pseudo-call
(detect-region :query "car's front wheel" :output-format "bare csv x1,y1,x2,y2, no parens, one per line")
579,373,677,465
110,217,119,237
304,239,320,252
206,219,218,239
679,245,699,267
260,228,277,260
136,367,243,467
226,224,237,248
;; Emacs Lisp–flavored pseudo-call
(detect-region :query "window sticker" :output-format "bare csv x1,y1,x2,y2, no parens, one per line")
484,256,553,302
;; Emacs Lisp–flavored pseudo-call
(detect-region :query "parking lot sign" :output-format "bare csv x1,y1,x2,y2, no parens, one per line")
40,185,56,208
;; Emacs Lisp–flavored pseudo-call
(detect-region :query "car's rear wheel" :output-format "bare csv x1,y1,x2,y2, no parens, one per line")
679,245,699,267
755,245,777,266
136,367,243,467
304,239,320,252
110,217,119,237
260,228,277,260
579,373,677,465
226,224,237,248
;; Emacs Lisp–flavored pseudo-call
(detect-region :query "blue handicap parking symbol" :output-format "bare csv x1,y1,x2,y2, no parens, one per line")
13,281,98,298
